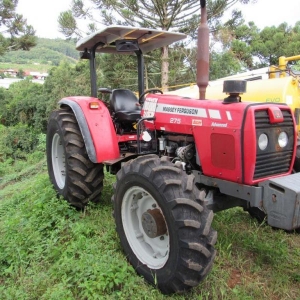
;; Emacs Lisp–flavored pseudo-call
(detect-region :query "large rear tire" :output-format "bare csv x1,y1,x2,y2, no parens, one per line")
46,107,104,209
112,154,217,294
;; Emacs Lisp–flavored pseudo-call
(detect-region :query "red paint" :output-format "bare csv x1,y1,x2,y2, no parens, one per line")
62,96,120,162
142,94,296,184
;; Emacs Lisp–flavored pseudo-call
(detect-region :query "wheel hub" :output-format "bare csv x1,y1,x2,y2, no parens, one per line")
141,208,167,238
52,133,66,189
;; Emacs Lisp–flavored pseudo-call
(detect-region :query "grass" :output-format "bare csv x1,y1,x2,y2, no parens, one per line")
0,62,51,73
0,152,299,299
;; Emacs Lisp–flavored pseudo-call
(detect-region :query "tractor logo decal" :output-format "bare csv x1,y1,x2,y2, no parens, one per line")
211,122,228,127
156,103,207,117
192,119,203,126
146,102,234,124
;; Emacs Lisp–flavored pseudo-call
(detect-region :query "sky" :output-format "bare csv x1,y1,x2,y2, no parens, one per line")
16,0,300,39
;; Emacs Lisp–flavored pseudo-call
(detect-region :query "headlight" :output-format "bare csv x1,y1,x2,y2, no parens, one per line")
258,133,268,150
278,131,288,148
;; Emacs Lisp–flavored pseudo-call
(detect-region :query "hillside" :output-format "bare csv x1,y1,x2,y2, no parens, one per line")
0,149,299,299
0,37,78,72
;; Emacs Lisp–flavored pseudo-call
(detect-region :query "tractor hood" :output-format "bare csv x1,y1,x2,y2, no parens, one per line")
76,25,187,54
141,93,296,185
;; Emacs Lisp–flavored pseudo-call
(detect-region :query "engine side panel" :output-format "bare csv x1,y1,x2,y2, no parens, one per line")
142,94,247,182
142,94,296,184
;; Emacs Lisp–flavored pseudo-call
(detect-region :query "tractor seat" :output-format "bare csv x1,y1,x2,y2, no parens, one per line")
110,89,141,122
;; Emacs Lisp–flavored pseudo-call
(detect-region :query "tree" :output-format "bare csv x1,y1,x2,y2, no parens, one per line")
43,60,91,115
58,0,256,90
253,22,300,66
0,0,36,56
0,79,44,130
217,21,300,69
209,50,243,79
17,68,24,78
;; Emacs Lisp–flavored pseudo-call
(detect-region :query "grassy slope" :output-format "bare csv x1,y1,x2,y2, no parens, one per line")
0,38,77,73
0,155,299,299
0,62,50,73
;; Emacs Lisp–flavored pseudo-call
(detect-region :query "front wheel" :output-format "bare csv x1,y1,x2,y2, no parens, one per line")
112,155,217,294
46,107,104,208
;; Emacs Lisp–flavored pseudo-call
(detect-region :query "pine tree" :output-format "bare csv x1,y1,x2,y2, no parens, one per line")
58,0,255,89
0,0,36,56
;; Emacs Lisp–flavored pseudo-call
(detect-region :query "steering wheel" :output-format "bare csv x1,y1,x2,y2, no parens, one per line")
139,88,163,104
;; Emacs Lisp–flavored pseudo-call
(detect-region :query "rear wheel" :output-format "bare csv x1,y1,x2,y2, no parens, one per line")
46,107,104,208
112,154,216,294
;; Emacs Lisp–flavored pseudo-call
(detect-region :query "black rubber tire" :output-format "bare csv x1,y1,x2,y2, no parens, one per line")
112,154,217,294
46,107,104,209
293,144,300,173
246,207,267,223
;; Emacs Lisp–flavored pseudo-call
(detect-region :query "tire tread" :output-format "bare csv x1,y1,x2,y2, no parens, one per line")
112,154,216,294
47,108,104,208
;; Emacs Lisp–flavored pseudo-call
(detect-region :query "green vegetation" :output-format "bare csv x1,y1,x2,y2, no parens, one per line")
0,147,299,299
0,37,77,72
0,62,49,73
215,21,300,69
0,0,36,56
58,0,254,89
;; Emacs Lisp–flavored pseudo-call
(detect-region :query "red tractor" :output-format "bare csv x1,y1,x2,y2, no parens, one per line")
46,1,300,294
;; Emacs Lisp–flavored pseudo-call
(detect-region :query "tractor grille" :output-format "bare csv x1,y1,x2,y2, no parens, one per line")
253,109,294,180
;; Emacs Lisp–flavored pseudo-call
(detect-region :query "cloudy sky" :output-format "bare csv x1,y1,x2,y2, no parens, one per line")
17,0,300,39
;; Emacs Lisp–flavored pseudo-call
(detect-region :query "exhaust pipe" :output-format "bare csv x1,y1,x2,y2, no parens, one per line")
197,0,209,99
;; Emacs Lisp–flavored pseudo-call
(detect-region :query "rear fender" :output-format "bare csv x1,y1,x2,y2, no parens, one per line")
59,96,119,163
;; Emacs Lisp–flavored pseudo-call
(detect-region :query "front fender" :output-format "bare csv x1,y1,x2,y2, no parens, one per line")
59,96,119,163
